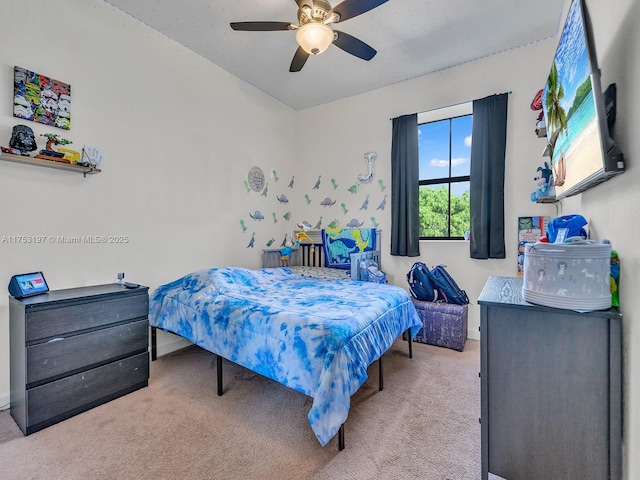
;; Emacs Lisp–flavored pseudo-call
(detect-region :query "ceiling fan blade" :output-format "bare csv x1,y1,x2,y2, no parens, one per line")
331,0,388,22
332,30,376,60
230,22,293,31
290,46,310,72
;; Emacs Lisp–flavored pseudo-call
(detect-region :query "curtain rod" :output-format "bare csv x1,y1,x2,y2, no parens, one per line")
390,91,512,120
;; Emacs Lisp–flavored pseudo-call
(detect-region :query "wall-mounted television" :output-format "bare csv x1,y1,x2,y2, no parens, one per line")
542,0,624,200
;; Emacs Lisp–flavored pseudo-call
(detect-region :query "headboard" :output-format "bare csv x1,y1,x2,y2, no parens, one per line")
321,228,377,269
294,228,381,269
261,229,381,270
261,243,322,268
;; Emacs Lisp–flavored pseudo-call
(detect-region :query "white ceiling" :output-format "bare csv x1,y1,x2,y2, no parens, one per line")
103,0,567,110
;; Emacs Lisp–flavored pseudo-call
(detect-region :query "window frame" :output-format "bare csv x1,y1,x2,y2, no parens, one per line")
417,103,473,241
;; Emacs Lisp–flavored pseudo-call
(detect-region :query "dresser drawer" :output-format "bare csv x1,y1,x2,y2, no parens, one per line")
26,352,149,430
26,319,148,386
26,293,148,342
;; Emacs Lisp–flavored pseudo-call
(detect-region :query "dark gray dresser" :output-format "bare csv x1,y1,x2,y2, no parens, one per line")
478,276,622,480
9,283,149,435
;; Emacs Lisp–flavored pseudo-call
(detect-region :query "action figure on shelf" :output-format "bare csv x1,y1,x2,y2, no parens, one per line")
35,133,72,163
530,161,556,202
8,124,37,156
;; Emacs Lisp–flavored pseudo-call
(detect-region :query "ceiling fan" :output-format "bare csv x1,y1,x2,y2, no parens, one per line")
230,0,388,72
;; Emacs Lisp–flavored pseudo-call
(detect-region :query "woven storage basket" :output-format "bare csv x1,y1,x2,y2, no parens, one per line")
522,241,611,311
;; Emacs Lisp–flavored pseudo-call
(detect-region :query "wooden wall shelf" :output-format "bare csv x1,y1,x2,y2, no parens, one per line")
0,151,101,176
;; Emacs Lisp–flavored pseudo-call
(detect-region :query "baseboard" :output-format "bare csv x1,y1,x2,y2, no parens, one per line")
0,393,10,411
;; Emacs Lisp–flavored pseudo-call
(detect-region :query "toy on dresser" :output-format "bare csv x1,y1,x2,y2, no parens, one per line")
522,215,613,311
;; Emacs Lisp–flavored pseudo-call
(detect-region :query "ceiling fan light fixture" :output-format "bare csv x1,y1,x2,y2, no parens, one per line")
296,23,334,55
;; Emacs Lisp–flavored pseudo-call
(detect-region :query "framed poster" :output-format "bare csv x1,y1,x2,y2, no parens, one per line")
13,66,71,130
517,216,550,277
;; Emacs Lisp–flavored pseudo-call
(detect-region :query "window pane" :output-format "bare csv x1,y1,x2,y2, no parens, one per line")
417,108,472,240
450,181,470,237
419,120,450,181
419,184,449,237
451,115,472,177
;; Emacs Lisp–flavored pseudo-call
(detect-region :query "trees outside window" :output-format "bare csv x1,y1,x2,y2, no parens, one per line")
418,113,472,239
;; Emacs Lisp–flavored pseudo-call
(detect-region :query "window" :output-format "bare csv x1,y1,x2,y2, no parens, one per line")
418,103,472,239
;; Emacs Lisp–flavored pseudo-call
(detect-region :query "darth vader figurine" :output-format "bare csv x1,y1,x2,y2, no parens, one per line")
9,124,37,156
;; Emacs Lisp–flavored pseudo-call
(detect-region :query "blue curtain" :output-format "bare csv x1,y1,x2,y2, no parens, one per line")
469,93,509,259
390,114,420,257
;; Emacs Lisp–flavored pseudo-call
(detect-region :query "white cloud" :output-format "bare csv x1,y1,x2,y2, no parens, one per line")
429,157,469,168
430,159,449,168
464,135,472,147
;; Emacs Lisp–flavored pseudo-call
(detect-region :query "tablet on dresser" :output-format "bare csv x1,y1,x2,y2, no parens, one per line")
8,272,49,299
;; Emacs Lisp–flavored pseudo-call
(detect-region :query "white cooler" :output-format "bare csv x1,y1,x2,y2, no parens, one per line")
522,241,611,311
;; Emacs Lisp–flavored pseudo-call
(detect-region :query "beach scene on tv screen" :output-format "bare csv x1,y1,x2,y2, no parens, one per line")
542,0,602,197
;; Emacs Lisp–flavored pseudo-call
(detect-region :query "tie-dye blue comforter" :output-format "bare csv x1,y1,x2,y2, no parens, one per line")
149,266,422,446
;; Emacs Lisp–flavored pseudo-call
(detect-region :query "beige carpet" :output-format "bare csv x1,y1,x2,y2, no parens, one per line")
0,339,481,480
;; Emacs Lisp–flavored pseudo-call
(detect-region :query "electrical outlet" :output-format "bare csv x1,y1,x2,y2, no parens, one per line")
118,272,125,281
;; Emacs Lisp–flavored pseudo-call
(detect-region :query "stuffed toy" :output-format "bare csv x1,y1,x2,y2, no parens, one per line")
530,161,556,201
279,245,293,261
281,230,316,261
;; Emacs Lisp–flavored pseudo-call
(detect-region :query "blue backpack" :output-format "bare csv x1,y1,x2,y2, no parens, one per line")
431,264,470,305
407,262,437,302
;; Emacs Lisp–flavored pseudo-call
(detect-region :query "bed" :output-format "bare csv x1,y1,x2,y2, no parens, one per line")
263,228,382,281
149,229,422,449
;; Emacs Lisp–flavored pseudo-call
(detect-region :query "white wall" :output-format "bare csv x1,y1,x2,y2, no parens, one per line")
1,0,638,477
293,39,559,340
0,0,296,399
578,0,639,477
285,1,640,477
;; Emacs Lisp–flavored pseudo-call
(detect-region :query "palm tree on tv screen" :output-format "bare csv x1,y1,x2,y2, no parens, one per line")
545,62,568,140
545,62,569,186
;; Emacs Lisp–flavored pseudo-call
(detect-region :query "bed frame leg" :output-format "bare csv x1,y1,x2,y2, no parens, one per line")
378,356,384,391
407,328,413,359
150,326,157,361
338,424,345,451
217,355,223,396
